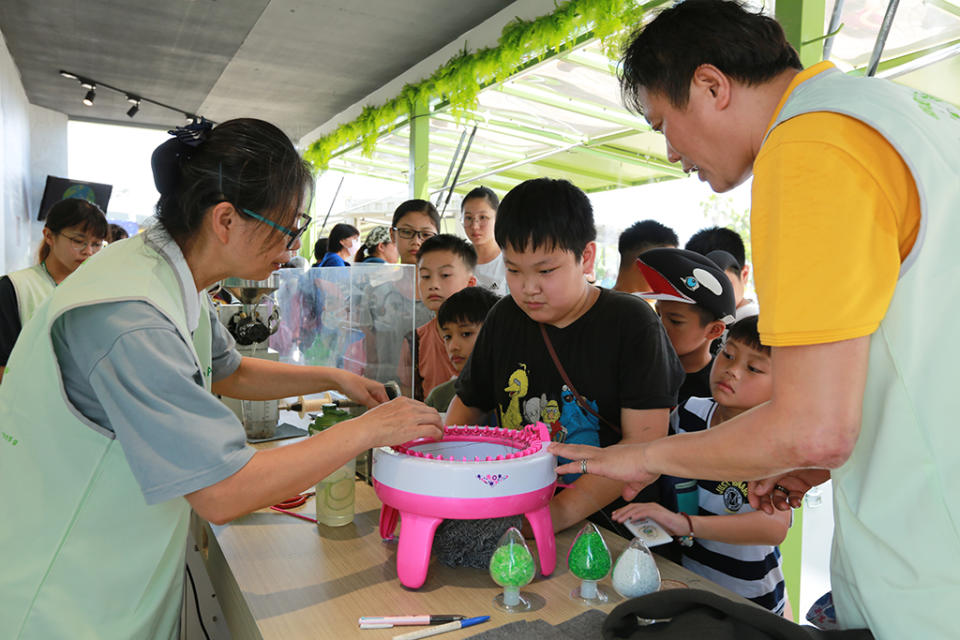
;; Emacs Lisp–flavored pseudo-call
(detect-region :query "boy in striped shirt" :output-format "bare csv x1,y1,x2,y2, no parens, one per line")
612,315,791,614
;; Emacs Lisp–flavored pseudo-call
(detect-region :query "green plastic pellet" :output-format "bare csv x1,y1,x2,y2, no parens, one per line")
489,544,535,587
568,530,611,580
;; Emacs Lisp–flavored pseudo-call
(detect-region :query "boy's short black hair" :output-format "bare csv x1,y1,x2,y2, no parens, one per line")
726,315,769,355
416,233,478,270
685,226,746,269
437,287,501,328
494,178,595,256
620,0,802,113
619,219,679,255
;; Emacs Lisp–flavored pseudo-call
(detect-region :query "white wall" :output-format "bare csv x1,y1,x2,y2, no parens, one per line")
0,29,68,274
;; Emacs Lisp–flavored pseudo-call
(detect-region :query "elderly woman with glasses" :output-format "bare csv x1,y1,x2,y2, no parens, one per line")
0,118,442,638
0,197,107,383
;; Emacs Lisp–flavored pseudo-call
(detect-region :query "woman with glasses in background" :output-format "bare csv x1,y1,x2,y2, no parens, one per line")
0,198,107,383
0,118,442,638
460,186,507,295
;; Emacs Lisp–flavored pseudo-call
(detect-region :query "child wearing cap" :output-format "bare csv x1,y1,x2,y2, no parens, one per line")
448,178,684,536
424,287,501,413
685,226,759,320
637,248,736,405
613,316,791,615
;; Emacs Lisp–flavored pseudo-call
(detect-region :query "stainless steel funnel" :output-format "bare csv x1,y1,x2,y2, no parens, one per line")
222,275,279,305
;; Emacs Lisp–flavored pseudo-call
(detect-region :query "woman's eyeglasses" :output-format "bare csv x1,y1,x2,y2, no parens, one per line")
60,232,105,253
392,226,436,241
238,207,312,249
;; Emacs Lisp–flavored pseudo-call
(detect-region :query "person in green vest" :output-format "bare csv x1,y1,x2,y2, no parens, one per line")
0,197,107,383
0,117,443,639
551,2,959,639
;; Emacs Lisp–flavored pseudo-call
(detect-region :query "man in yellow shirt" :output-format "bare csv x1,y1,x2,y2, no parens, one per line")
552,2,959,638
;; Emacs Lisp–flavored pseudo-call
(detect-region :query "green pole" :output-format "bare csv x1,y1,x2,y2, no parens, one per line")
409,97,430,200
777,0,827,68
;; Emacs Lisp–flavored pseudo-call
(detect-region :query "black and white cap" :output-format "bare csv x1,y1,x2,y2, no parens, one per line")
637,248,736,324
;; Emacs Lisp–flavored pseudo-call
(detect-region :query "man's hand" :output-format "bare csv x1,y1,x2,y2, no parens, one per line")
549,442,658,501
749,468,831,514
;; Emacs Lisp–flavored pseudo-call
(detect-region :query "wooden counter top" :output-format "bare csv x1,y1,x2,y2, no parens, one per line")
193,468,750,640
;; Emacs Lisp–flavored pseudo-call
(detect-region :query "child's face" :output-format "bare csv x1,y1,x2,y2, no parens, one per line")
439,320,482,372
392,211,438,265
725,267,745,306
655,300,719,358
503,241,595,327
709,337,773,412
418,250,477,312
461,197,496,246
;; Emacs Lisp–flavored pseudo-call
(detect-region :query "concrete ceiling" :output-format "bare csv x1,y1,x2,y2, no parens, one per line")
0,0,514,140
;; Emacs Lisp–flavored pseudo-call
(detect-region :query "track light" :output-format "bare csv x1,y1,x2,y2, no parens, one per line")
126,95,141,118
58,69,214,125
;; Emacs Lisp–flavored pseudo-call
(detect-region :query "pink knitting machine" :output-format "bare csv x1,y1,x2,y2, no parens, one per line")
373,423,557,589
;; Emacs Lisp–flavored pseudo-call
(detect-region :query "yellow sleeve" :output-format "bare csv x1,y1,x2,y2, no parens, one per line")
751,113,918,347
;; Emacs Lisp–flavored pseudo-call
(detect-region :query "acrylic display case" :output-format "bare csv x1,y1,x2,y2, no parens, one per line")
269,264,417,391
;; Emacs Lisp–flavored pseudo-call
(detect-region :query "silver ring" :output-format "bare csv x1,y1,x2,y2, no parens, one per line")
774,484,790,495
580,459,588,475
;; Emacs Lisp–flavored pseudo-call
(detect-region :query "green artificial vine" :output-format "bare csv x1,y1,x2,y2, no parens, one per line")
303,0,661,171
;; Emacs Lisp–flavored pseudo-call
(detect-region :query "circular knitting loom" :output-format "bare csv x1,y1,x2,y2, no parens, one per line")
373,423,557,589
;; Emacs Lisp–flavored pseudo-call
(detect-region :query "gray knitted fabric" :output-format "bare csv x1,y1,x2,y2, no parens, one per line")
465,611,606,639
432,516,524,568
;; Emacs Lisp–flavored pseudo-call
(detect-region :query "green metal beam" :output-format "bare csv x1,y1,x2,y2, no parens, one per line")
777,0,827,68
497,83,649,131
409,97,429,199
573,145,686,177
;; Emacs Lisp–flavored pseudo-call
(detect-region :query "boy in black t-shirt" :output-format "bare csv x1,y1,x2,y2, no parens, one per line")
449,178,684,536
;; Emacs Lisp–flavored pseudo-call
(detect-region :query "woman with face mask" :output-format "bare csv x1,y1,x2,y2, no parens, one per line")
0,198,108,383
0,118,442,638
317,222,360,266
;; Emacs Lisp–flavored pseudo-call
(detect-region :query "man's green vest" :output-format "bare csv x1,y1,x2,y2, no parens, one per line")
766,68,960,639
0,232,212,639
6,263,55,327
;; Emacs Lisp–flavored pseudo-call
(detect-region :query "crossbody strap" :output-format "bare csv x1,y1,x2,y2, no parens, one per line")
539,322,620,434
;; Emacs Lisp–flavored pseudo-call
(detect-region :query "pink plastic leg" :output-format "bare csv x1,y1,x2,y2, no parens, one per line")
396,512,443,588
526,505,556,576
379,505,399,540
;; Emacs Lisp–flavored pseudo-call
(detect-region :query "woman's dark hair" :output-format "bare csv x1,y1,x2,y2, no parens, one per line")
313,237,328,263
108,223,129,243
152,118,313,247
391,199,440,232
461,186,499,211
494,178,595,257
39,198,108,262
327,223,359,254
620,0,802,113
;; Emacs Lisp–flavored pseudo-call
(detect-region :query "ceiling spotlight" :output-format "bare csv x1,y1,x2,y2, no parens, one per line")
126,100,141,118
59,70,79,80
82,86,96,106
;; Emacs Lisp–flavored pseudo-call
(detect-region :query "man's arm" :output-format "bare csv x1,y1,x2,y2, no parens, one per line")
549,407,668,532
211,357,388,408
552,337,869,495
445,395,488,426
